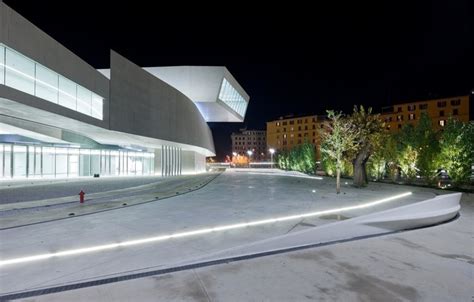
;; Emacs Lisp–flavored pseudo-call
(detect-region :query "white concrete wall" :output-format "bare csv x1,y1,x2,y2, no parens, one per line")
109,51,215,155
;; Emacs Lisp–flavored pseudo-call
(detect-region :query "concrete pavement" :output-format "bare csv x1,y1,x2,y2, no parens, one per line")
0,169,470,300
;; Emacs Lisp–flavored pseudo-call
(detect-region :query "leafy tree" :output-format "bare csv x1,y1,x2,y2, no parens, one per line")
349,106,386,187
413,113,439,183
395,124,418,182
367,132,397,180
320,110,359,193
438,119,474,185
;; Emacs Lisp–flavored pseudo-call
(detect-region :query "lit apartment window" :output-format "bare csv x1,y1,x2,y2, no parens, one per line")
290,134,294,138
276,122,280,126
290,127,294,131
408,105,416,111
419,104,428,110
386,125,391,130
451,99,461,106
439,120,446,127
283,134,287,138
437,101,447,108
409,113,415,120
453,109,458,115
440,110,444,117
397,115,403,121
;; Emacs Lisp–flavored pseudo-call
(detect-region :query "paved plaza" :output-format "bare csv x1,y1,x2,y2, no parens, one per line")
0,169,472,301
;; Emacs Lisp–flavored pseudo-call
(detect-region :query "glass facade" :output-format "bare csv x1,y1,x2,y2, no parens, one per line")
0,43,103,120
218,78,247,117
0,143,154,179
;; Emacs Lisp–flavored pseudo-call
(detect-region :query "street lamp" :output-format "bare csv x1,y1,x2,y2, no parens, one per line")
247,150,253,167
269,148,275,169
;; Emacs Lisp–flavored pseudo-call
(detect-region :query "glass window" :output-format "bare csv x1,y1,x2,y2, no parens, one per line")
0,45,4,85
90,149,100,175
58,75,77,110
35,65,58,103
419,104,428,110
42,147,55,177
5,48,35,95
91,93,103,119
4,144,12,178
13,146,27,178
437,101,447,108
451,99,461,106
77,85,92,116
218,78,247,117
80,149,91,176
55,148,68,177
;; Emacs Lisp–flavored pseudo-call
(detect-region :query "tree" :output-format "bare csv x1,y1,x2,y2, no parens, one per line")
395,124,418,182
320,110,359,193
367,132,397,181
349,106,385,187
438,119,474,186
413,113,439,184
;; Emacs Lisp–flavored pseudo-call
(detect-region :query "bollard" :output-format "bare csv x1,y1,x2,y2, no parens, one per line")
79,190,85,203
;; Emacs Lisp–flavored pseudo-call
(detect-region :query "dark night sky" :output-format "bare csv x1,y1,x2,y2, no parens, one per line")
5,1,473,159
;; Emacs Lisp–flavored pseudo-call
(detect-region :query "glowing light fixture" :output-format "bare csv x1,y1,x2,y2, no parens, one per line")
0,192,412,266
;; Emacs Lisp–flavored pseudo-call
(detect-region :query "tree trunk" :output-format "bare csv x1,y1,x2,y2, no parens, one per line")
336,167,341,194
353,145,370,187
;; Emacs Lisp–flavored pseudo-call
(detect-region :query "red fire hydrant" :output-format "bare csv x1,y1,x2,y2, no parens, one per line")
79,190,85,204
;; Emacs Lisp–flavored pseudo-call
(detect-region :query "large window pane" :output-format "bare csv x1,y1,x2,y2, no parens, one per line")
77,85,92,116
58,75,77,110
91,93,103,119
13,145,27,178
0,45,4,85
4,144,12,178
5,48,35,95
218,78,247,117
35,65,58,103
0,145,4,177
79,149,91,176
55,148,68,177
42,147,55,177
90,149,100,175
68,149,79,177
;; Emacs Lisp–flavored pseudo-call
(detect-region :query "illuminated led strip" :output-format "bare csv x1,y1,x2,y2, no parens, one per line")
0,192,411,266
240,171,323,180
0,63,103,117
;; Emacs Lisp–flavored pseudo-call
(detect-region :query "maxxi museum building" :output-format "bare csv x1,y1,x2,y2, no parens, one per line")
0,1,249,179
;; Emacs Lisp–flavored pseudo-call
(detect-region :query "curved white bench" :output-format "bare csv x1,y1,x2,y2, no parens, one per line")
190,192,462,264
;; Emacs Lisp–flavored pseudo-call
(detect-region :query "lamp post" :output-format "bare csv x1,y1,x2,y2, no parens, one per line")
269,148,275,169
247,150,253,168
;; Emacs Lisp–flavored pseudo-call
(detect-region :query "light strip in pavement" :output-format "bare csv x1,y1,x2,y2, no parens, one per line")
0,192,412,267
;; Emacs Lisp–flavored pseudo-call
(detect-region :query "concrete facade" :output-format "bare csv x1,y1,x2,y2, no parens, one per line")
0,2,249,178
